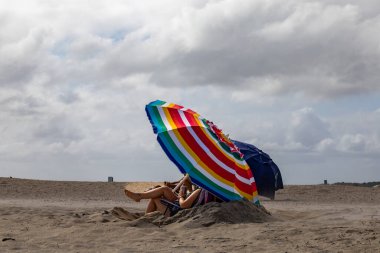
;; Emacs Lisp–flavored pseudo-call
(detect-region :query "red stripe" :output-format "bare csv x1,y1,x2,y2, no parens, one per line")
246,170,258,193
163,103,258,197
183,110,199,127
177,127,236,182
168,110,255,194
168,107,257,195
235,178,255,195
188,116,254,182
167,107,186,129
167,110,236,182
171,104,183,110
186,119,252,180
184,114,236,168
252,182,257,193
185,109,197,115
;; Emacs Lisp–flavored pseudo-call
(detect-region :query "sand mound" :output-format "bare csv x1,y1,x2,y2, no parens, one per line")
164,201,272,228
113,201,272,228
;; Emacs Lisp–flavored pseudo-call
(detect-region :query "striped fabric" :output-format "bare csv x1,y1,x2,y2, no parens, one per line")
145,100,260,204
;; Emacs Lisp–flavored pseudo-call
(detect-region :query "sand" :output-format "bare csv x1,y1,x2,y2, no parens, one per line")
1,177,379,252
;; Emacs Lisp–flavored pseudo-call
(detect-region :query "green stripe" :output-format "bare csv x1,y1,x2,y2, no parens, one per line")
148,100,166,107
160,131,194,170
189,166,239,199
201,118,233,155
205,127,234,154
161,130,239,200
149,106,167,133
203,124,244,161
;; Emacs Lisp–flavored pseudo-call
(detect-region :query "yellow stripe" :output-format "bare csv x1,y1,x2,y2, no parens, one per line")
180,107,249,172
164,105,255,198
186,108,200,118
167,103,176,109
173,110,256,197
236,184,258,201
175,128,257,200
193,116,250,171
184,110,202,127
192,113,205,127
171,128,235,189
235,186,253,201
165,102,249,173
162,107,177,130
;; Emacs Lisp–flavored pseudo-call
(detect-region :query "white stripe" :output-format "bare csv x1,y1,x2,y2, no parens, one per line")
197,116,207,128
190,127,255,187
179,110,192,127
179,109,246,167
179,111,235,175
157,104,253,193
157,107,172,131
167,130,241,197
235,173,255,185
178,110,254,188
202,127,247,166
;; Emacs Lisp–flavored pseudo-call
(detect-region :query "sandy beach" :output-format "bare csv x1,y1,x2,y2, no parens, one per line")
1,177,379,252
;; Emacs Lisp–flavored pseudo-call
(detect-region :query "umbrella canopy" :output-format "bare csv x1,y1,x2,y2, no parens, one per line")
145,100,259,204
232,140,284,200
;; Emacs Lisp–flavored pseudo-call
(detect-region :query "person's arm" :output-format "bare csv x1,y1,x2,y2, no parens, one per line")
178,188,201,209
172,174,190,193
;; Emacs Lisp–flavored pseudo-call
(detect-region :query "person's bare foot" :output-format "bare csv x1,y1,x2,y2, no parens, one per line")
124,188,142,202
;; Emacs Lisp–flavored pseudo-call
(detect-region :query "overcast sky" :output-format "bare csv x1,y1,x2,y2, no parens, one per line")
1,0,379,184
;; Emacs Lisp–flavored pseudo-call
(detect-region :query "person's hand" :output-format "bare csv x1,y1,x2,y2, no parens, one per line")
179,185,187,198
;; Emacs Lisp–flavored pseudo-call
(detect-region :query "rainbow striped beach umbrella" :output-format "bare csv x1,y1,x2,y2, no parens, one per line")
145,100,260,204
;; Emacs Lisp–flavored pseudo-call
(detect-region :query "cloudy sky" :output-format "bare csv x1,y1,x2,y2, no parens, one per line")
1,0,379,184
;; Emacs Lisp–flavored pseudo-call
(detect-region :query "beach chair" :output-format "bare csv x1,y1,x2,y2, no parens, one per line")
160,198,182,216
161,188,221,216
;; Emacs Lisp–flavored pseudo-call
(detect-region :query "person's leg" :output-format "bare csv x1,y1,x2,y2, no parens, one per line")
145,199,156,214
152,198,171,217
144,198,171,216
125,186,177,202
179,188,201,208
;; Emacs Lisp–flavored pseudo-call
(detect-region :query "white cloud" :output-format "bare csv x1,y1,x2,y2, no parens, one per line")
315,138,335,152
0,0,379,183
2,0,380,95
289,108,331,148
337,134,367,152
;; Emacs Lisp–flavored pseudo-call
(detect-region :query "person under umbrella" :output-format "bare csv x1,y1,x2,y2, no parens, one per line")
124,175,218,217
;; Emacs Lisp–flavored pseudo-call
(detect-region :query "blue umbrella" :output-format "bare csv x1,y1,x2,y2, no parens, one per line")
232,140,284,200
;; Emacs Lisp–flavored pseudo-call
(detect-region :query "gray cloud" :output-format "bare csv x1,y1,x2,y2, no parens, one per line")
0,94,43,116
0,0,379,183
2,0,379,96
289,108,331,148
33,115,84,145
141,0,380,98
